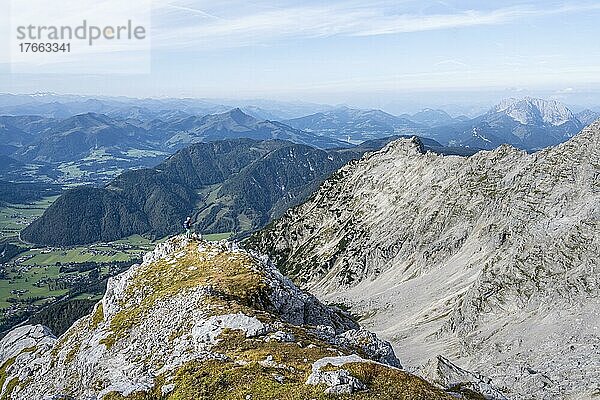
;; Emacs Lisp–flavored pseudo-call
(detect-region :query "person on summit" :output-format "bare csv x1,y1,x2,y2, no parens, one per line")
183,216,192,238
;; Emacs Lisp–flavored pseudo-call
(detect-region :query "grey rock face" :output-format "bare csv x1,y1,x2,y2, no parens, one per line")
420,355,509,400
0,236,397,399
0,325,56,366
577,109,600,126
335,329,401,368
250,122,600,399
493,97,579,127
306,355,369,394
253,251,359,333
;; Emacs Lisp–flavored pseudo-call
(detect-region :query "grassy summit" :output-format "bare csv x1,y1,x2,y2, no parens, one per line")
1,236,455,399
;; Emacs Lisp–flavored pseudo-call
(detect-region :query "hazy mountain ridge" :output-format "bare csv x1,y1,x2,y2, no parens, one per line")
15,113,155,163
285,107,426,143
282,98,591,151
0,108,352,186
493,97,577,126
0,93,334,121
6,109,346,166
159,108,347,150
399,108,469,127
248,122,600,399
428,97,586,150
577,109,600,125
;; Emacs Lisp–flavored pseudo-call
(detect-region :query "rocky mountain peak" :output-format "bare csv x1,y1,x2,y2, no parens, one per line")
249,123,600,399
0,235,462,399
492,97,578,126
224,107,258,125
577,109,600,125
378,135,426,157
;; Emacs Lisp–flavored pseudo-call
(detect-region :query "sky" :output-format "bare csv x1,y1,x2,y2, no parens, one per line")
1,0,600,112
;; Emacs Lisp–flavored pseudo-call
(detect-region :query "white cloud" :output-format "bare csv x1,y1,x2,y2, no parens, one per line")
150,1,600,49
435,59,470,68
351,3,600,36
556,87,575,94
163,4,224,21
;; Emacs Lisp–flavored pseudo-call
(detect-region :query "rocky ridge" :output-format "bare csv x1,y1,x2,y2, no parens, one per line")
249,121,600,399
428,97,586,150
493,97,579,127
0,236,464,400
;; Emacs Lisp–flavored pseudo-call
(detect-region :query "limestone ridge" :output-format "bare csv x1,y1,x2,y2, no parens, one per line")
0,236,457,400
249,121,600,399
493,97,579,127
427,97,585,150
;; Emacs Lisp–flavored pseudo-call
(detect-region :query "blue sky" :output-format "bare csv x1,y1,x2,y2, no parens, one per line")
1,0,600,111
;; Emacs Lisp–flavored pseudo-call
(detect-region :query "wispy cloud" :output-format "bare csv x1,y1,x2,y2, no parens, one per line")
164,4,224,21
351,3,600,36
435,59,470,68
9,1,599,59
152,5,371,48
151,1,600,49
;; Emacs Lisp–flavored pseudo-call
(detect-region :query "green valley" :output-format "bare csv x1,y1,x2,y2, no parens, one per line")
0,194,232,335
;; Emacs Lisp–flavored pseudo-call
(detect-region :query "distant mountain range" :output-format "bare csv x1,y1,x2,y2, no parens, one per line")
278,98,594,150
0,108,353,185
399,108,470,127
576,109,600,125
1,94,598,188
7,109,346,165
428,97,586,150
150,108,347,150
284,106,426,143
0,93,334,121
14,113,154,163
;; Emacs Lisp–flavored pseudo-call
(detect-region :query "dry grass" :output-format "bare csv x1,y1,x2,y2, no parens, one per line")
93,239,457,399
104,241,267,347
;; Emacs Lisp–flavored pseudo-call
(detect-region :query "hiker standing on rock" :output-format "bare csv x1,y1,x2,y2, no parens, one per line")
184,216,192,238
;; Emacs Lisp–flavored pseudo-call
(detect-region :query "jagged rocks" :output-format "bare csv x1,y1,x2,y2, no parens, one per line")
306,355,370,394
0,325,57,398
249,122,600,399
335,329,401,368
420,356,508,400
0,236,451,400
0,325,55,364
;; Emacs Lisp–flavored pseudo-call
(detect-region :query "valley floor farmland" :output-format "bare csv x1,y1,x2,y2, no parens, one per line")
0,196,59,240
0,195,234,335
0,234,155,333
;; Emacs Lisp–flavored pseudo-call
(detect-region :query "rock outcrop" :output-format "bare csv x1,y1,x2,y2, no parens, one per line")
0,236,455,400
420,356,509,400
249,122,600,399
